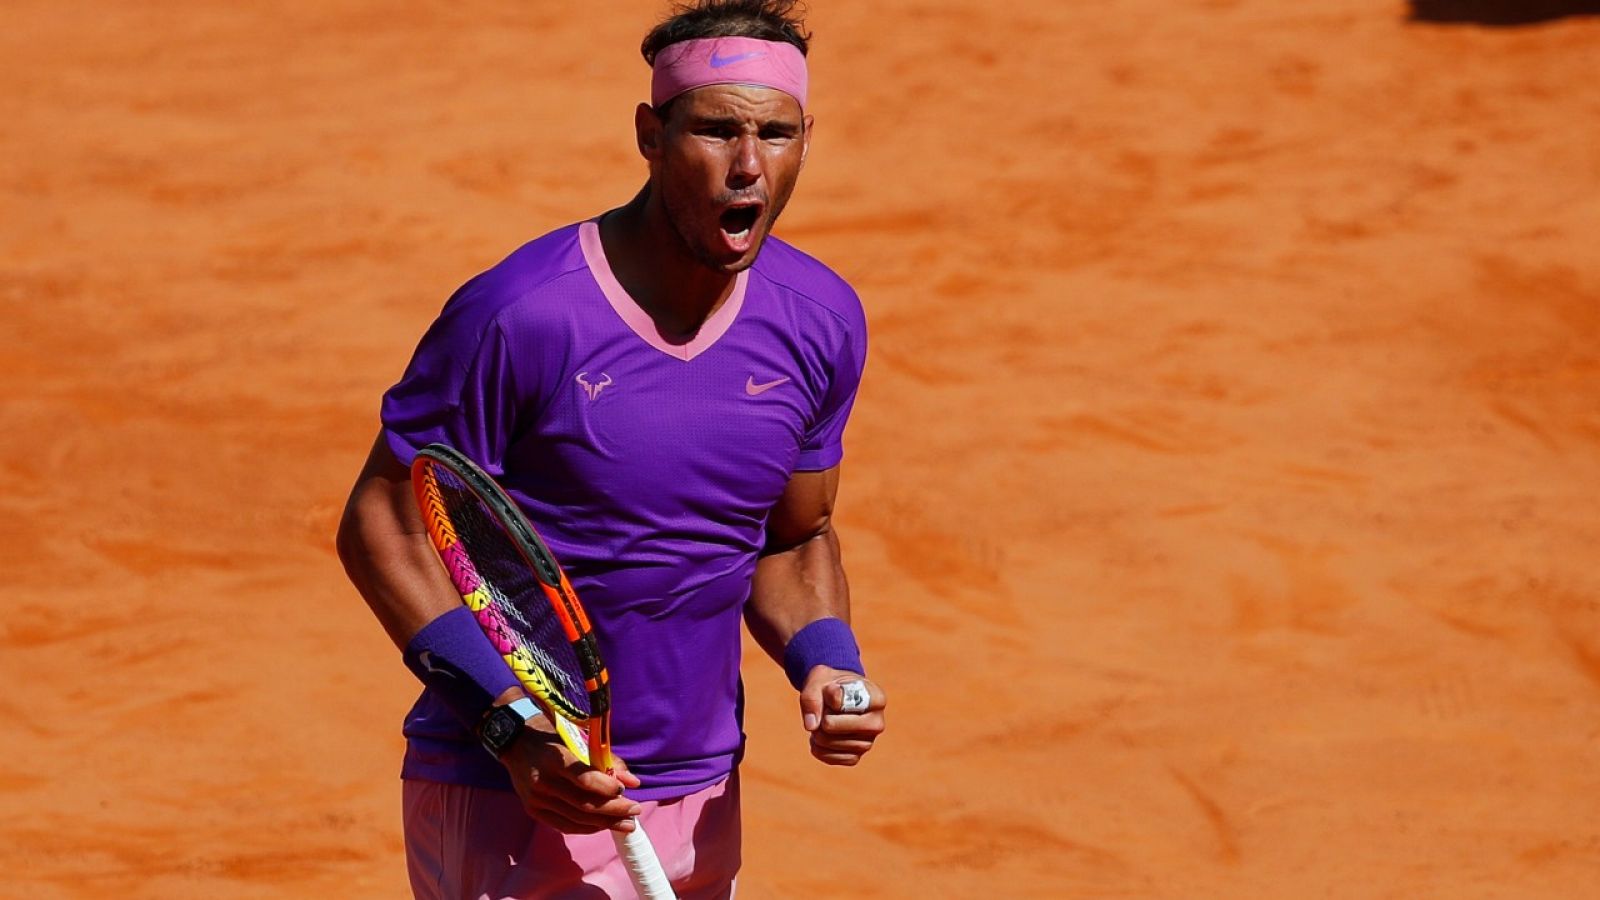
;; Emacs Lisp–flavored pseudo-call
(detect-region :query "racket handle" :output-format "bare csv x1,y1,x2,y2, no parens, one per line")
613,822,676,900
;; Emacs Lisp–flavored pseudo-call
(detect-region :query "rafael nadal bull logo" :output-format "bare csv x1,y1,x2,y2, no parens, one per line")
575,371,612,401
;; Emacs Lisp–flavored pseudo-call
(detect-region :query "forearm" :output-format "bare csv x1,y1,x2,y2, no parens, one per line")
750,522,884,765
746,527,850,667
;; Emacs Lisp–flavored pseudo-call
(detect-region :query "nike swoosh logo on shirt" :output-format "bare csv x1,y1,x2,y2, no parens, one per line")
746,376,790,396
710,50,765,69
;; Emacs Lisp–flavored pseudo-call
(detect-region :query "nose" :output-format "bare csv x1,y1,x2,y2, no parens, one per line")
727,134,760,189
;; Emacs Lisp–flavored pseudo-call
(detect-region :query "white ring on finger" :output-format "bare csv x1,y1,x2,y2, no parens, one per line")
839,679,870,713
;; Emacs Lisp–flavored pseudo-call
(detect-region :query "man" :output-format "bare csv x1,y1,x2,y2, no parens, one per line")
336,2,886,897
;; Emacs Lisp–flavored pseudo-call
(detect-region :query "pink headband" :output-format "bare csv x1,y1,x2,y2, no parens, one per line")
651,37,808,112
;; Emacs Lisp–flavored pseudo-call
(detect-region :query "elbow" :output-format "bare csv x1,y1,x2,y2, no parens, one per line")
334,491,376,578
334,505,362,575
761,519,834,557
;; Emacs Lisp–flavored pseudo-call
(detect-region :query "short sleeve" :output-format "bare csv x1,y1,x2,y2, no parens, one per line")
380,276,524,477
794,307,868,472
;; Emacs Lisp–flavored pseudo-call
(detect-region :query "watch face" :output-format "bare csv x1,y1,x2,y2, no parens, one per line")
482,708,519,751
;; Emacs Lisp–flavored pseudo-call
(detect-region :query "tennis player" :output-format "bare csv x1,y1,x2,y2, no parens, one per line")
336,2,885,896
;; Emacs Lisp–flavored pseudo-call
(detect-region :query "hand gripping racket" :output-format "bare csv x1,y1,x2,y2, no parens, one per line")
411,443,677,900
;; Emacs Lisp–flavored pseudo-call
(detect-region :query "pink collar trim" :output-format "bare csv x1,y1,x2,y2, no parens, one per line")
578,220,747,362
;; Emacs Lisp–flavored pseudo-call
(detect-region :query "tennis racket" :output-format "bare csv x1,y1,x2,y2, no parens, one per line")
410,442,677,900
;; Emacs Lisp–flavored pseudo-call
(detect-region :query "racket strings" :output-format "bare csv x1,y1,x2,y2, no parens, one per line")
431,465,593,718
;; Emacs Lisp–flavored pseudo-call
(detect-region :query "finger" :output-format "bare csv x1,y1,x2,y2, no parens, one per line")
547,754,634,803
826,678,885,712
528,796,640,832
811,733,875,753
568,764,632,800
827,679,873,714
527,769,641,820
798,676,827,732
818,715,886,740
810,747,863,766
609,753,643,790
813,720,880,739
543,777,643,819
525,804,611,835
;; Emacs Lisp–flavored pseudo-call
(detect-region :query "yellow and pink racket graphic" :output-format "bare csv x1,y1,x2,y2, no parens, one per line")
412,447,608,763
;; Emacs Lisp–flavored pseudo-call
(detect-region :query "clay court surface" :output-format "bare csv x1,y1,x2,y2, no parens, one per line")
4,1,1598,896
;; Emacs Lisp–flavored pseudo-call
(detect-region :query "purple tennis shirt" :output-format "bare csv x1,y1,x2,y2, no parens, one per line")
381,220,867,802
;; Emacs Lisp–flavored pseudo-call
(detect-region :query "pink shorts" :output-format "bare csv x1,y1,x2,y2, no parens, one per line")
402,775,740,900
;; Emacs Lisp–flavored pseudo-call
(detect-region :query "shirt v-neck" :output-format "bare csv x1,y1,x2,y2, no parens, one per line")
578,219,748,362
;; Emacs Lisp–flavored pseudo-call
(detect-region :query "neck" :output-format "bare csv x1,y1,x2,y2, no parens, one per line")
598,186,737,338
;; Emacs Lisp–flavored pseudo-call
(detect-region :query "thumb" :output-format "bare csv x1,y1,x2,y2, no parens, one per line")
798,677,827,732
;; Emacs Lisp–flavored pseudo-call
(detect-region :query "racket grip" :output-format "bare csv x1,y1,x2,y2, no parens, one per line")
613,822,676,900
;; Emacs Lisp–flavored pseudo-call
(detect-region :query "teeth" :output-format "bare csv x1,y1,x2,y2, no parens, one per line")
728,229,751,240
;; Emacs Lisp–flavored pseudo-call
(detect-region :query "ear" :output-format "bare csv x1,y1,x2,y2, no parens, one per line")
635,102,665,162
800,114,814,169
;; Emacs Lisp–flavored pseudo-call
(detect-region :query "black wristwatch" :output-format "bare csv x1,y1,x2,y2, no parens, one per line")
478,697,542,757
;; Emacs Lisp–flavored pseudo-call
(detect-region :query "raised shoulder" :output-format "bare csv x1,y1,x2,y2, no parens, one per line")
435,223,590,331
381,223,594,469
751,236,866,333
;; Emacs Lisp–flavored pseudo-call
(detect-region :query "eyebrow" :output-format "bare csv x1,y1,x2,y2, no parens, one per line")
688,114,802,134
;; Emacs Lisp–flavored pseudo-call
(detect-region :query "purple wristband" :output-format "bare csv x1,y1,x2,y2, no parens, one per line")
401,606,521,728
782,617,865,690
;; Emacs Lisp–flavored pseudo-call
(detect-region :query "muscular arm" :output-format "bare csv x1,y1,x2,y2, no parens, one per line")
746,465,886,765
335,434,462,649
746,466,849,663
335,431,640,831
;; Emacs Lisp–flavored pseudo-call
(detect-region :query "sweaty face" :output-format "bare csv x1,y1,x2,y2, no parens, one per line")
646,85,811,273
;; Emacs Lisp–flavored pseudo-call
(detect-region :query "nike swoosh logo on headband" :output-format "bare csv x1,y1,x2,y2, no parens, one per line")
710,50,766,69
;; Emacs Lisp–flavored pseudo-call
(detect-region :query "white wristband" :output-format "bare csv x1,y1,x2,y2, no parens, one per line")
509,696,544,721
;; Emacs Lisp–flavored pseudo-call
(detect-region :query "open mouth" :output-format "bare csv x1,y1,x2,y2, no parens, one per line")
719,203,762,243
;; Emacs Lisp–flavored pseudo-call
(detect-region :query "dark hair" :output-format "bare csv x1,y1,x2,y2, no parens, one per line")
641,0,812,65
